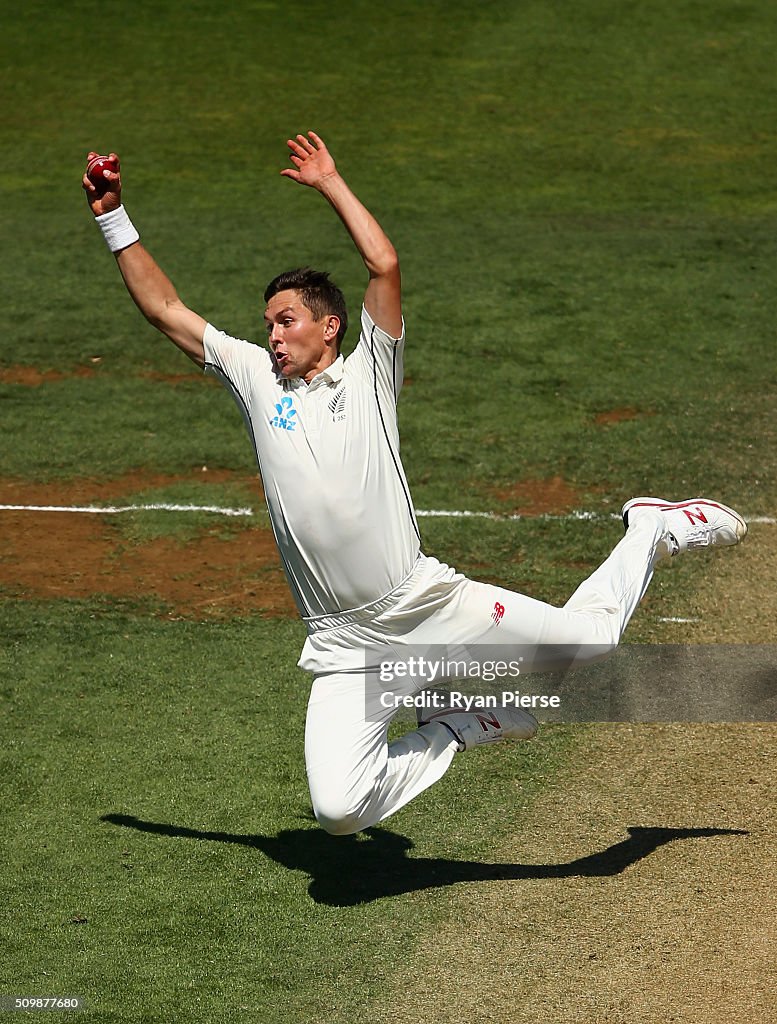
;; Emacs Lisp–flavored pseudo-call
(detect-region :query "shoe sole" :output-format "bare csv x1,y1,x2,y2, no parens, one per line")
622,496,747,543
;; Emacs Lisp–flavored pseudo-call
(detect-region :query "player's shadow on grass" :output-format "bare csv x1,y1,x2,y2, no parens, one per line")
101,814,747,907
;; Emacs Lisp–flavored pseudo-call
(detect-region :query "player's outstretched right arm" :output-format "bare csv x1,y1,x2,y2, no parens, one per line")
83,152,206,367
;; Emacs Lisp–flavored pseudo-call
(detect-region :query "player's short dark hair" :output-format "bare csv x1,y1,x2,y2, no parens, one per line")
264,268,348,348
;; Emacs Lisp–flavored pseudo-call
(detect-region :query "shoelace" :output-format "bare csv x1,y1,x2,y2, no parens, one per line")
681,525,712,549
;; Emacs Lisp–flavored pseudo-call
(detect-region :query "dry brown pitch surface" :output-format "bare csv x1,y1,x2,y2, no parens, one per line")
386,528,776,1024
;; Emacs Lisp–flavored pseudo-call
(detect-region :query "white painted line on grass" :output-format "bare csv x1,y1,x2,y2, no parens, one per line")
414,508,605,522
417,510,775,524
0,504,605,522
0,504,773,525
657,617,701,624
0,503,254,517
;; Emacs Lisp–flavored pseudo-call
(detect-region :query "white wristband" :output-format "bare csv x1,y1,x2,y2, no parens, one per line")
95,204,140,253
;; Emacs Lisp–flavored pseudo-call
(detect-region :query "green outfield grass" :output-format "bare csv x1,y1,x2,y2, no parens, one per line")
1,600,575,1022
1,0,775,1020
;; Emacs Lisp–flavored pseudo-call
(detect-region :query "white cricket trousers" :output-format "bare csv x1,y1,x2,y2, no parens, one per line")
299,510,668,835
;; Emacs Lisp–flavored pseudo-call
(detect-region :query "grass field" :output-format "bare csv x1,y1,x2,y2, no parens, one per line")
1,1,775,1021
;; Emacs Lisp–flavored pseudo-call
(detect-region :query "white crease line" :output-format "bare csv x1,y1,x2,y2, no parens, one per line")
415,509,608,521
0,504,602,521
657,616,701,624
416,509,775,524
0,503,254,517
0,504,773,524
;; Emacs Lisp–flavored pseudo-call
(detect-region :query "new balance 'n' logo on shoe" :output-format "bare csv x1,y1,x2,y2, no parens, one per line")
474,711,501,734
621,497,747,554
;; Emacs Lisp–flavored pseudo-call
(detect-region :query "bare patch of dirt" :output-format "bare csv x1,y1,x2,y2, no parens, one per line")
593,406,653,426
0,363,216,388
0,509,295,619
0,467,262,506
0,365,97,386
488,475,596,515
0,469,294,618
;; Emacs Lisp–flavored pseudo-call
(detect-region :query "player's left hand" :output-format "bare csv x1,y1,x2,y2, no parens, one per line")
281,131,337,190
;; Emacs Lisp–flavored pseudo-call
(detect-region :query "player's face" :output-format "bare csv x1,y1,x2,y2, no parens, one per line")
264,289,339,383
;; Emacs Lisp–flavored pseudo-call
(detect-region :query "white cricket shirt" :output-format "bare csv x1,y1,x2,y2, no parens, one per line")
203,306,421,616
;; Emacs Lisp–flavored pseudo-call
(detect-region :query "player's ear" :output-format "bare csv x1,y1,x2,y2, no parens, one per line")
324,315,340,342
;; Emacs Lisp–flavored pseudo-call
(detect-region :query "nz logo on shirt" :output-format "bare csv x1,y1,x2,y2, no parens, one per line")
270,395,297,432
328,385,346,422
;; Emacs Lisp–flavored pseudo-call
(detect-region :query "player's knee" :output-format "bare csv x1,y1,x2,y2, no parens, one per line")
314,806,364,836
312,796,371,836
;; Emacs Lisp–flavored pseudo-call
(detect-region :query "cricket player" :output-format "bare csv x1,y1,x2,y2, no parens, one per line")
83,134,747,835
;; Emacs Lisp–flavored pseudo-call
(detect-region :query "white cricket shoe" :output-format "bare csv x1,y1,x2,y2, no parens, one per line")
622,496,747,554
420,704,538,751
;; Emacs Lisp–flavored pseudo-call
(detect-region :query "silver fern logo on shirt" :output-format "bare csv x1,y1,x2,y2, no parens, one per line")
328,386,346,422
270,396,297,431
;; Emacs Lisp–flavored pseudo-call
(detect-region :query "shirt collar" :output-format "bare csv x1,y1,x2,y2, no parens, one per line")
280,354,344,389
315,355,344,384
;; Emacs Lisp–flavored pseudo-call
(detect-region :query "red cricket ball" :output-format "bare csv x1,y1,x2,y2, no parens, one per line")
86,154,119,189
